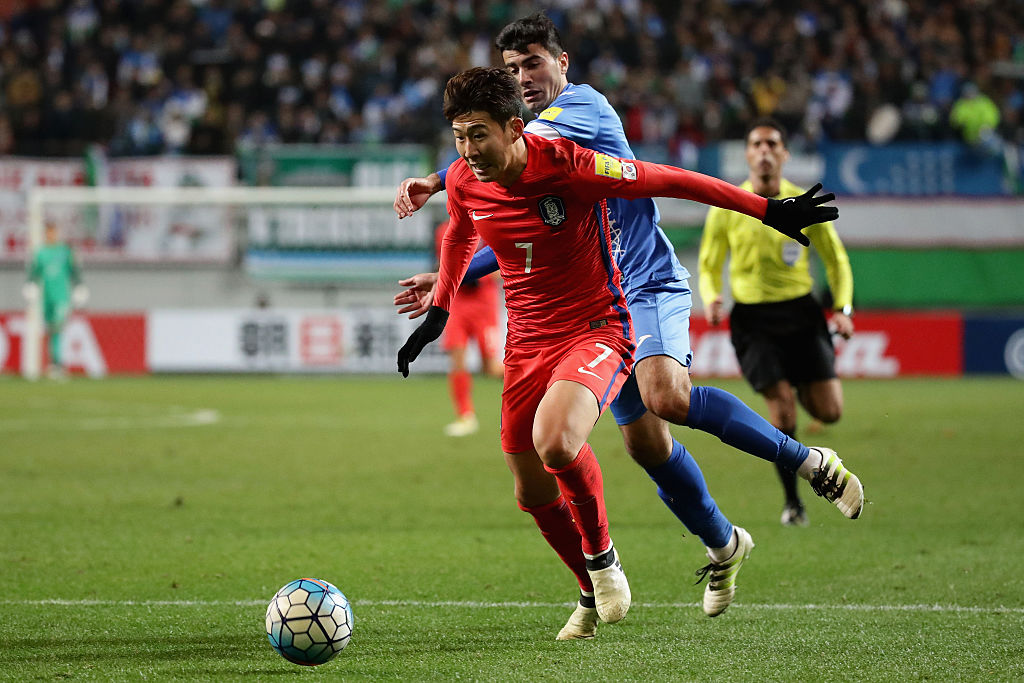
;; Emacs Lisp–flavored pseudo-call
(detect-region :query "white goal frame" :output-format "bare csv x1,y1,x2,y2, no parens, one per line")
23,185,412,380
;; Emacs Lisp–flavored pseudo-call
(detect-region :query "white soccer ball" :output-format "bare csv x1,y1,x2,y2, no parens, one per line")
265,578,354,666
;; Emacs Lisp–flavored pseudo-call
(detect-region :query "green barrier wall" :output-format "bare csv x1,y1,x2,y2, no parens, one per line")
846,249,1024,308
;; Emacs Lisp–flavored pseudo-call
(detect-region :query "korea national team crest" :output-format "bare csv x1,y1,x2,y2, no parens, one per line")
538,195,567,229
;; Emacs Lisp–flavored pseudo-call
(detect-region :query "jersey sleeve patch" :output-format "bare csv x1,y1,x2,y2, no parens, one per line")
537,106,563,121
594,153,622,179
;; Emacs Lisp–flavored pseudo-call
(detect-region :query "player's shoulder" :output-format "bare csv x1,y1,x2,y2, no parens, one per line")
445,158,475,193
534,83,604,124
528,134,584,166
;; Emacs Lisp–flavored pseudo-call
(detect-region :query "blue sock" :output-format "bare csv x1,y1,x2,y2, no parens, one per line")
646,440,733,548
685,385,809,472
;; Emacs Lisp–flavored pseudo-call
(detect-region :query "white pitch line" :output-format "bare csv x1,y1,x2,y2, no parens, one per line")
2,599,1021,615
0,409,220,431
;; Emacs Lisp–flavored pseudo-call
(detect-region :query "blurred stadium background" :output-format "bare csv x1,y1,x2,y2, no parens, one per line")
0,0,1022,378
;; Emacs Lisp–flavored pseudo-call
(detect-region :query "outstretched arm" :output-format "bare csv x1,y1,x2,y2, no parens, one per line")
393,246,499,319
579,151,838,246
396,195,478,376
629,163,837,246
394,272,437,319
394,172,445,219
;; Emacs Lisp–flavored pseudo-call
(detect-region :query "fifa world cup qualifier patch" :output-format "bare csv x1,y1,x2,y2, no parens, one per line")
594,153,622,179
538,195,567,228
538,106,563,121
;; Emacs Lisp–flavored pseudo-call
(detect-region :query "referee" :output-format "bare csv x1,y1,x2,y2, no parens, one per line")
698,117,854,527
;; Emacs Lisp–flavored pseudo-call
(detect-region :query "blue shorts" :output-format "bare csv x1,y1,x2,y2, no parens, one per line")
610,280,693,426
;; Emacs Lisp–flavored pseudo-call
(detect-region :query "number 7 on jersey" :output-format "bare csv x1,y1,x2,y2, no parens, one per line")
514,242,533,273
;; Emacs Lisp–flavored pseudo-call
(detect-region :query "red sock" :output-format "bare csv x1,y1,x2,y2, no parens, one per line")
519,497,593,592
543,444,610,556
449,370,473,416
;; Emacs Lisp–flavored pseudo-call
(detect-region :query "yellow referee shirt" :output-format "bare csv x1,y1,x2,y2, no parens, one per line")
698,178,853,310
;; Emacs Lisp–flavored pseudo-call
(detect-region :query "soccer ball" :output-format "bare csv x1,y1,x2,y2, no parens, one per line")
265,578,354,666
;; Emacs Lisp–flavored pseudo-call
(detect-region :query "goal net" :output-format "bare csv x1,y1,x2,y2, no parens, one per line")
18,185,450,379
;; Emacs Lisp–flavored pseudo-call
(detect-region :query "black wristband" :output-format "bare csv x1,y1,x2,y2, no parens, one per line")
423,305,449,328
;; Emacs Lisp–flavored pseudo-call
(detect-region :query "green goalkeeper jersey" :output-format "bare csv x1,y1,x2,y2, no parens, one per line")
30,243,80,303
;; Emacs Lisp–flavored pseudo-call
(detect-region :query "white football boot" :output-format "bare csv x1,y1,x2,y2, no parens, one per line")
443,413,478,437
697,526,755,617
806,447,864,519
780,501,809,527
586,545,631,623
556,593,599,640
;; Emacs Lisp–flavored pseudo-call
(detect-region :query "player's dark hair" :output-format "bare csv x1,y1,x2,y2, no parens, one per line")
495,12,565,57
443,67,523,124
745,117,788,147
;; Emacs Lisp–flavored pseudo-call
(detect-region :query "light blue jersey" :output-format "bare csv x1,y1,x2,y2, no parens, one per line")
525,83,690,292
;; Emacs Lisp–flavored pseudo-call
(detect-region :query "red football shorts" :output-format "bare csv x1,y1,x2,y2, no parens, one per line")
442,278,501,358
442,313,500,358
500,329,633,454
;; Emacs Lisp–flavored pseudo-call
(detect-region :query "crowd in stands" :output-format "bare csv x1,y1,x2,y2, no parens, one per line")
0,0,1021,160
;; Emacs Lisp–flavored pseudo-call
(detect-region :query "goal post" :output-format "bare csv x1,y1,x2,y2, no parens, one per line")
22,185,442,379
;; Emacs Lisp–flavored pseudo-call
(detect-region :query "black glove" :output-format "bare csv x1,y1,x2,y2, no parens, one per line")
762,183,838,247
397,306,449,377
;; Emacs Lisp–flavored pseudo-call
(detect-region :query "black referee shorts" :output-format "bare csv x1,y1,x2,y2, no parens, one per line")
729,294,837,393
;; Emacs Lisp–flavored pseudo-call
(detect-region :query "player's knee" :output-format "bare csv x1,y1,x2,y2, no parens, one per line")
644,391,690,424
514,485,552,509
532,430,577,468
623,436,663,468
620,420,673,468
815,404,842,424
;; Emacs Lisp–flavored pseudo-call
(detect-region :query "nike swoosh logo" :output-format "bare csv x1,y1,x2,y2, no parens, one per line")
635,334,652,350
783,198,796,204
577,367,602,379
471,211,493,220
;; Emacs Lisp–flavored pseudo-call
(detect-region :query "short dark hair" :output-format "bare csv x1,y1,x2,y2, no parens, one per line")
443,67,524,124
495,12,565,57
745,117,788,147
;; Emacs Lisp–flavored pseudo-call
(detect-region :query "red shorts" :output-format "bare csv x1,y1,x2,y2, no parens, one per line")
442,278,500,359
442,313,501,358
500,329,633,454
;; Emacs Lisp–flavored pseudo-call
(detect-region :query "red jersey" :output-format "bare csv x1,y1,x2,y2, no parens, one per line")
435,135,767,347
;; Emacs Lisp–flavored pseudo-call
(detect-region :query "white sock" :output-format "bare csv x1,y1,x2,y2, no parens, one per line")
707,529,737,563
797,447,824,480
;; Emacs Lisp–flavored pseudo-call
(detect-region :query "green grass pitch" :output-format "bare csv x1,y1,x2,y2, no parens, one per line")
1,375,1022,680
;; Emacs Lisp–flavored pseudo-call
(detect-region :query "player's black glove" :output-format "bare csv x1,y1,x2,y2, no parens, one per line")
762,183,838,247
397,305,449,377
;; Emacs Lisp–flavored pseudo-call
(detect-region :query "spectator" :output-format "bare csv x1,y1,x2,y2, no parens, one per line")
0,0,1019,155
950,81,1002,156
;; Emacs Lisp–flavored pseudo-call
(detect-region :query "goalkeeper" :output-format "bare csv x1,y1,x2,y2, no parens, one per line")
25,221,88,377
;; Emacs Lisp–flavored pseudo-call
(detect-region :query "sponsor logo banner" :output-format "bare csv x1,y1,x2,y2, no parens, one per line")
4,308,972,377
147,308,503,373
0,312,146,376
689,311,963,378
963,316,1024,378
822,142,1008,197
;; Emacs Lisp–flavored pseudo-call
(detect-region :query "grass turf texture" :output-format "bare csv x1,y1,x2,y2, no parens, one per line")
1,375,1021,681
